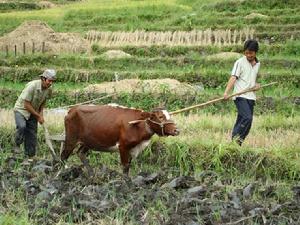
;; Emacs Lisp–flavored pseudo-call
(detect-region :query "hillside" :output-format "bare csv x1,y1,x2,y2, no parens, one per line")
0,1,299,225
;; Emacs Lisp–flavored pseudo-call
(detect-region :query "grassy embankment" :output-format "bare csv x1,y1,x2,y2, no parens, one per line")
0,0,299,224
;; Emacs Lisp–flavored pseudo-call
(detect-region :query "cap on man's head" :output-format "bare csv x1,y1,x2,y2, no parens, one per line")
244,39,259,52
40,69,56,80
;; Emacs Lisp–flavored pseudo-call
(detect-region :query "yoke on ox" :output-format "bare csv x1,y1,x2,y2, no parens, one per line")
61,105,179,175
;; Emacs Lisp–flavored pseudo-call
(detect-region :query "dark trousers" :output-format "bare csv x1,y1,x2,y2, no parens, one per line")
232,97,255,145
14,111,38,157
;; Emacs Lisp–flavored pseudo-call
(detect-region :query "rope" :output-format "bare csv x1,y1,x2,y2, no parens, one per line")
51,93,117,110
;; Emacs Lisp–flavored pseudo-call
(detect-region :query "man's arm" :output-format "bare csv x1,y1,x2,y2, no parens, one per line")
224,76,237,100
39,101,46,114
24,100,44,124
39,101,46,124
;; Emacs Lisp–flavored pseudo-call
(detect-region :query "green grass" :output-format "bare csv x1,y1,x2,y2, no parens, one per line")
1,54,300,70
0,0,298,37
0,67,298,91
0,213,30,225
0,190,31,225
202,0,299,12
0,41,299,90
1,112,299,181
0,80,86,91
0,0,299,224
1,84,299,116
1,112,299,179
1,80,300,98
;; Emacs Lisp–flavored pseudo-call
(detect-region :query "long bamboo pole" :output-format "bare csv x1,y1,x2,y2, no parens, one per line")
170,82,277,115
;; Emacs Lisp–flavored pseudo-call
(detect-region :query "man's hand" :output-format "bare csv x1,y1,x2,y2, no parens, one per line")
37,115,45,124
253,83,261,91
24,101,45,123
223,92,230,100
224,76,236,100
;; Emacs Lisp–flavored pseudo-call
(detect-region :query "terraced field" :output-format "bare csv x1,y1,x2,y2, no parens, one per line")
0,44,299,114
0,0,299,224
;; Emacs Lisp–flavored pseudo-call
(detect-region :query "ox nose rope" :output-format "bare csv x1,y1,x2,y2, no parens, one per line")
146,119,175,136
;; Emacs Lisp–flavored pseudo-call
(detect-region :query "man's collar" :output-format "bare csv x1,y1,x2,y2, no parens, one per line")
244,56,259,65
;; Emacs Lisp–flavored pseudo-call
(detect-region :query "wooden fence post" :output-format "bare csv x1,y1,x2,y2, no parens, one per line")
5,45,8,57
14,45,17,56
23,42,26,54
42,42,45,53
32,42,35,54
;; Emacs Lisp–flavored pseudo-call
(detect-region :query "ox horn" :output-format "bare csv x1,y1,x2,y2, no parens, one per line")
128,119,146,125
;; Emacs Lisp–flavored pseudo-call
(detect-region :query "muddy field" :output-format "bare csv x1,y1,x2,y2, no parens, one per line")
1,150,299,225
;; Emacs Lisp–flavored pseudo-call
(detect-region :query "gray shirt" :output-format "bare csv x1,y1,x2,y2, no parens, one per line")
14,80,52,120
231,56,260,100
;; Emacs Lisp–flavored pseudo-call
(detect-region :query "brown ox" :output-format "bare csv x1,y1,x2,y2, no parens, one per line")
61,104,179,175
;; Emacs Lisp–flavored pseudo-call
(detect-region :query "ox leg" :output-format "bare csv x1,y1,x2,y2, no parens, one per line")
119,147,131,175
61,119,78,161
61,139,76,161
78,147,93,177
123,163,130,175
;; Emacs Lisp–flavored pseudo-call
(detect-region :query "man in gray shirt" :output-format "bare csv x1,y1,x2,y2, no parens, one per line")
14,69,56,157
224,40,260,146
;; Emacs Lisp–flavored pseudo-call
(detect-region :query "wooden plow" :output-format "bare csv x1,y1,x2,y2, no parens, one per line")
42,124,64,161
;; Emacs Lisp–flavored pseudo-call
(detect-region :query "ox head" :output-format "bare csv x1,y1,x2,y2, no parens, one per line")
140,108,180,136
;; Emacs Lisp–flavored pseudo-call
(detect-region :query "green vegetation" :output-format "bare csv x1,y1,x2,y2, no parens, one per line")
0,2,41,12
0,0,299,37
0,41,299,114
0,0,299,224
1,113,299,181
